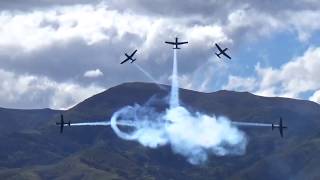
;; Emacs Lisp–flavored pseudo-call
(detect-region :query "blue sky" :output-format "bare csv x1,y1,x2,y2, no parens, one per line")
0,0,320,109
228,31,305,84
225,30,320,99
228,32,308,96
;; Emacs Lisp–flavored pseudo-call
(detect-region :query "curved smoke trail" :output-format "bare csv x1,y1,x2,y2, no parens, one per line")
71,48,250,164
106,104,247,164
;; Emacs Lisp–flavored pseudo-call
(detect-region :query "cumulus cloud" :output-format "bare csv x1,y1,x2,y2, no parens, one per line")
0,1,319,108
286,10,320,41
309,90,320,104
83,69,103,78
0,3,228,101
0,69,104,109
223,76,257,92
108,0,320,43
0,4,136,52
223,47,320,102
0,0,100,10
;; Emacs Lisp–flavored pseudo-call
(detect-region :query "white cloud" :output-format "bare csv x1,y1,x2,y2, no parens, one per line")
309,90,320,104
224,6,284,42
223,5,320,42
223,47,320,103
0,69,104,109
257,47,320,97
83,69,103,78
286,10,320,41
0,2,234,55
223,76,257,92
187,25,229,46
0,1,319,109
0,3,155,52
0,1,318,55
50,82,104,109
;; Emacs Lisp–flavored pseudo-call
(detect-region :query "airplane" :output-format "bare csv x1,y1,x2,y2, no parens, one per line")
120,50,138,64
215,43,231,60
272,117,287,138
56,114,70,134
165,37,188,49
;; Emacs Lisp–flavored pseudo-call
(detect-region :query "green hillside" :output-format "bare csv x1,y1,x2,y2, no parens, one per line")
0,82,319,180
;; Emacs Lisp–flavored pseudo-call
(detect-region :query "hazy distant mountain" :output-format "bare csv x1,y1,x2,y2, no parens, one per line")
0,82,319,180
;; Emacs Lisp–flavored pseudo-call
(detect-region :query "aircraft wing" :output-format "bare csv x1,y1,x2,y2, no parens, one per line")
60,124,63,133
280,128,283,137
177,42,188,45
120,58,129,64
215,43,223,52
131,50,137,56
223,53,231,60
165,41,175,45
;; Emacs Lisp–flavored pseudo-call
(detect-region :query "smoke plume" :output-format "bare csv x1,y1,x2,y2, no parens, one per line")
71,48,248,164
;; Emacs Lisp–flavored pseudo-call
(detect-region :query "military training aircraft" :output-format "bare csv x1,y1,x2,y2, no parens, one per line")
272,117,287,138
120,50,138,64
165,37,188,49
56,114,70,134
215,43,231,59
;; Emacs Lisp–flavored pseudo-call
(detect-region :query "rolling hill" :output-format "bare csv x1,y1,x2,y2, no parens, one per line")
0,82,319,180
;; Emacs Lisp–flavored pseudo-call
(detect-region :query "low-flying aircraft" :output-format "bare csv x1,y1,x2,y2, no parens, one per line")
120,50,138,64
215,43,231,60
56,114,70,134
272,117,287,138
165,37,188,49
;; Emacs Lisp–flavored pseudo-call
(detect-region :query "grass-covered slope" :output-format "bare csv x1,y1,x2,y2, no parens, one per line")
0,82,319,180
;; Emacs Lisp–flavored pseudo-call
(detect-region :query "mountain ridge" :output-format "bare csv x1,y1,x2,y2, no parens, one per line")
0,82,319,180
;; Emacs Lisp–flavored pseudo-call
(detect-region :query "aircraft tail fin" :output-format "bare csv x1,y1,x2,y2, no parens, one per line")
215,53,221,58
130,59,136,63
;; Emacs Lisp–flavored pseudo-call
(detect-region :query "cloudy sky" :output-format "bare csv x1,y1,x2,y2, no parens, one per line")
0,0,320,109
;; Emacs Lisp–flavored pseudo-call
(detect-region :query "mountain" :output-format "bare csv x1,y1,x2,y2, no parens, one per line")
0,82,319,180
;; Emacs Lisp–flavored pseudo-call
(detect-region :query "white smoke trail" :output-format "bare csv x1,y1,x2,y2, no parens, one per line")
170,49,179,108
107,104,247,164
232,122,272,127
73,47,249,164
70,105,248,164
134,63,166,90
110,105,168,146
71,121,136,127
71,122,110,126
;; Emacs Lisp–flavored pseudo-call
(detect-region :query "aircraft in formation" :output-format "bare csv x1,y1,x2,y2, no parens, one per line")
120,39,230,64
57,37,287,138
272,117,288,138
165,37,188,49
215,43,231,60
56,114,70,134
119,37,188,64
120,49,138,64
